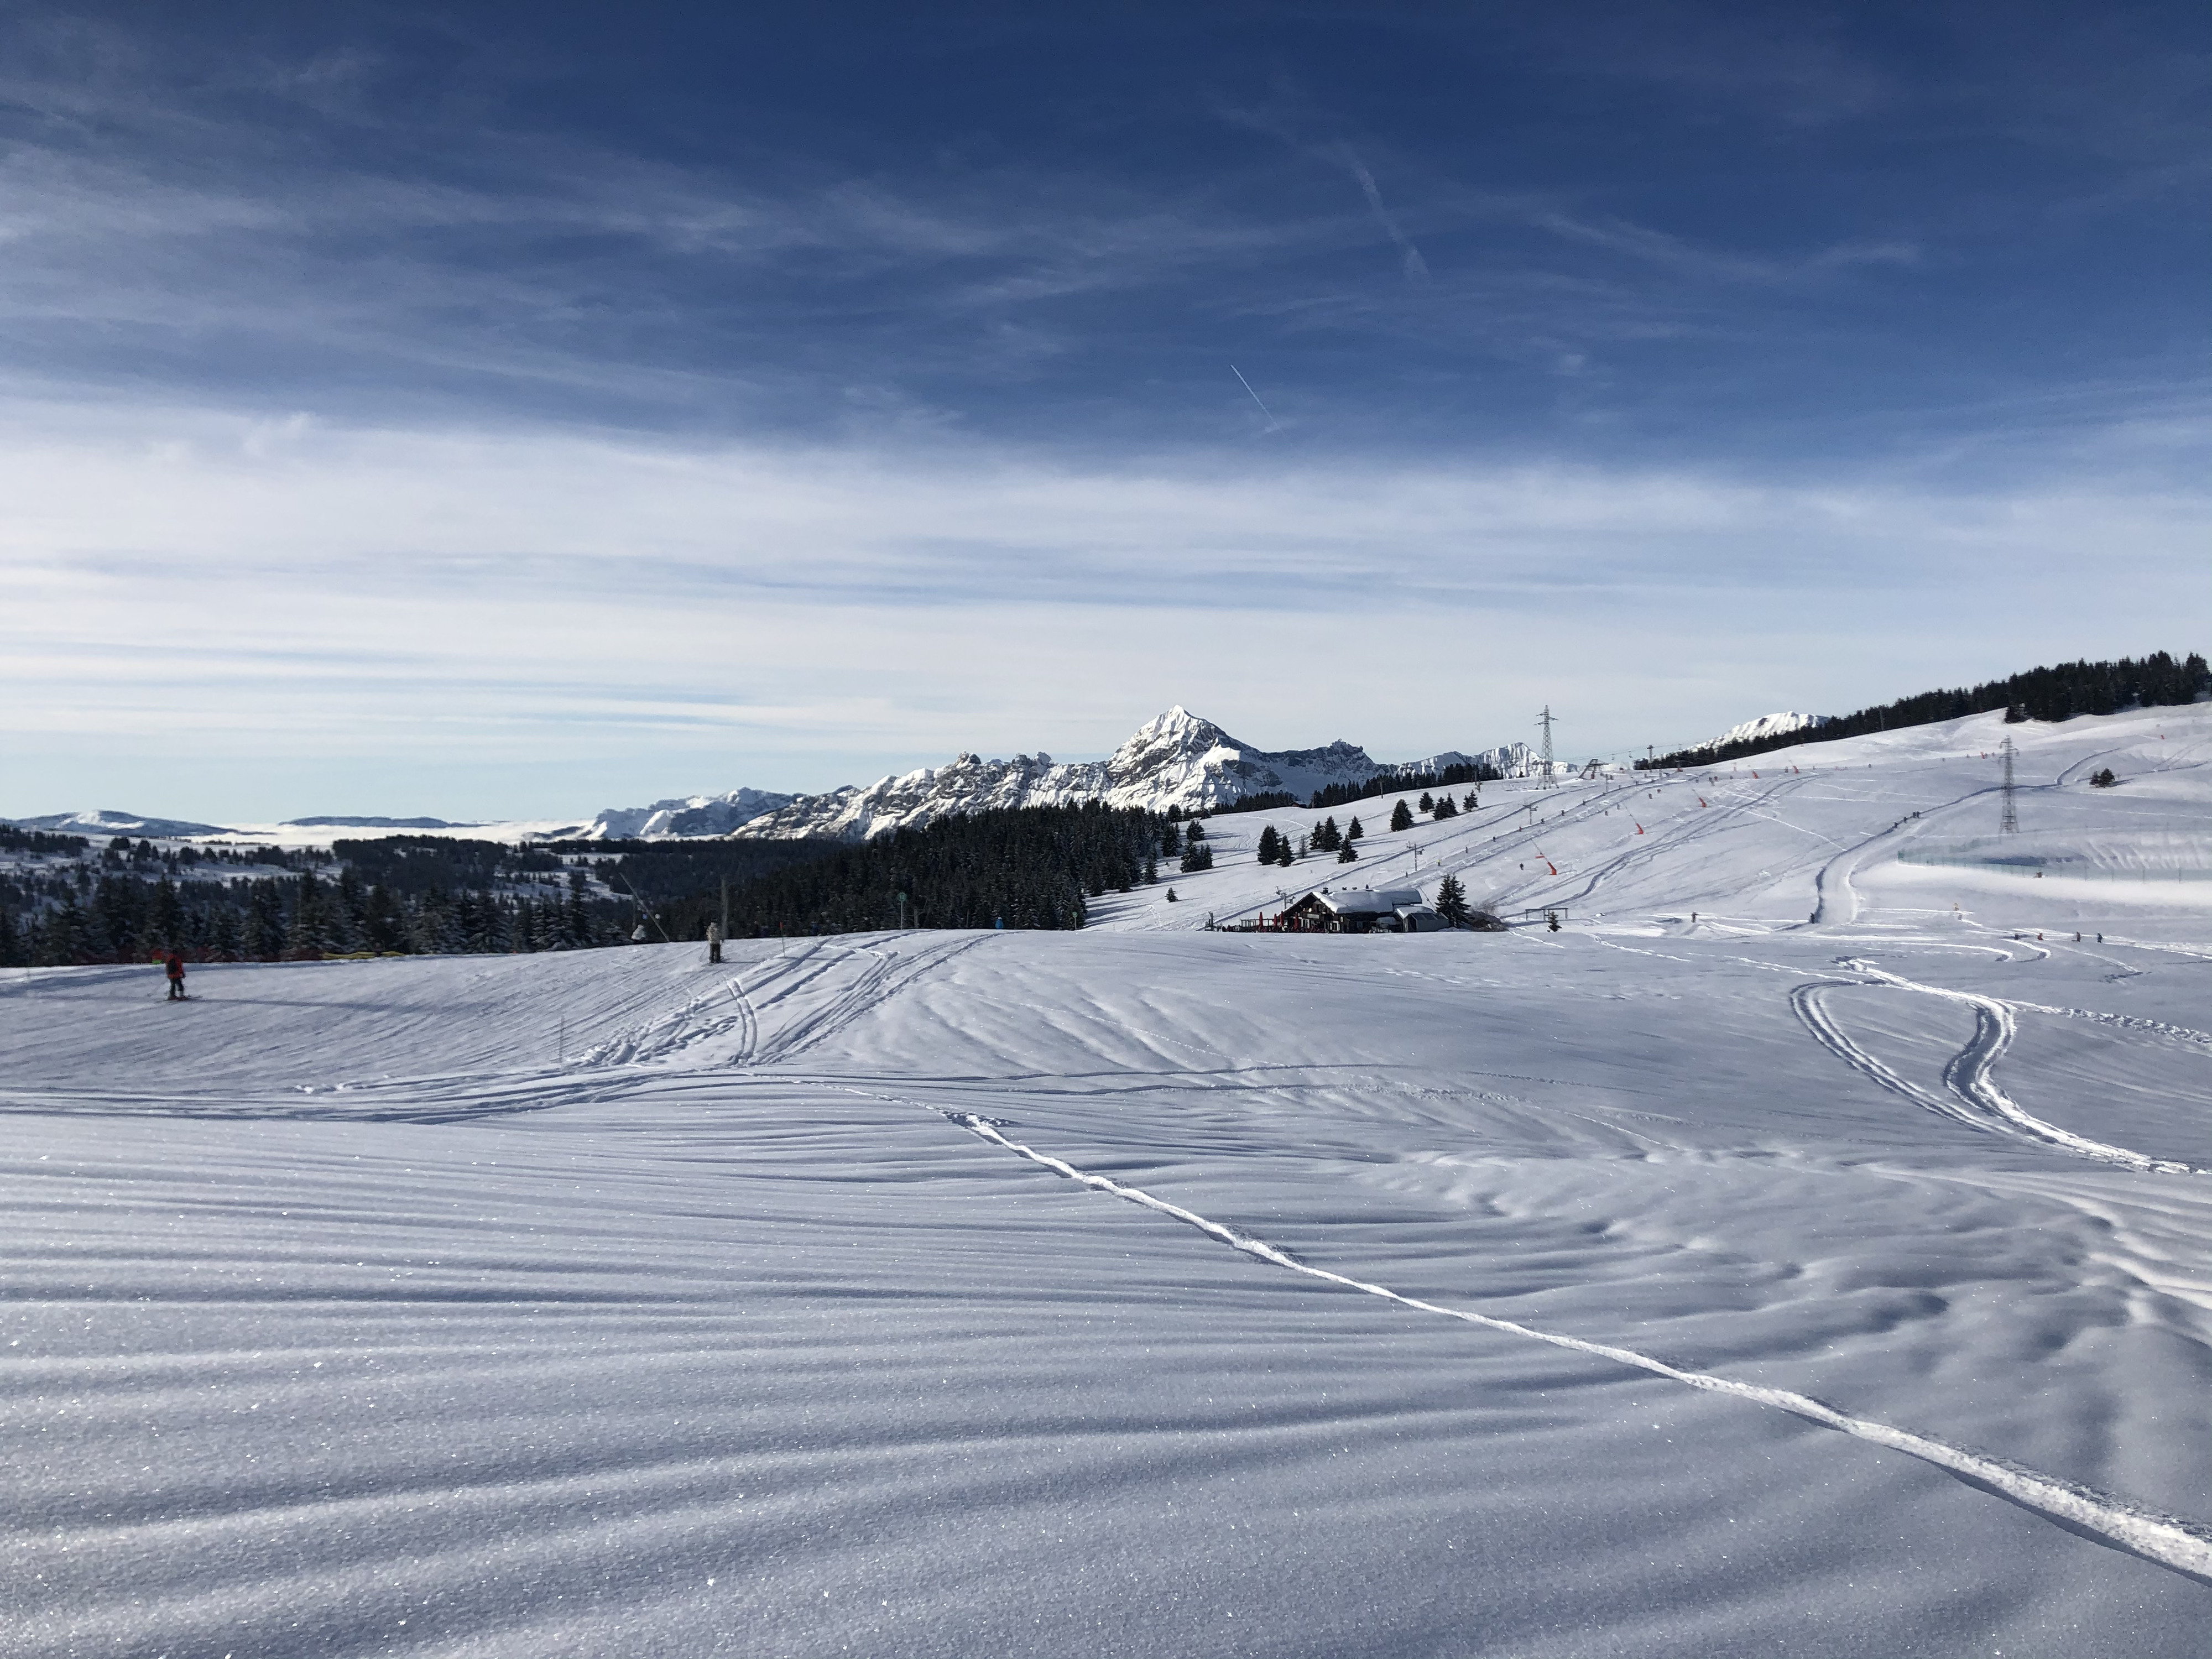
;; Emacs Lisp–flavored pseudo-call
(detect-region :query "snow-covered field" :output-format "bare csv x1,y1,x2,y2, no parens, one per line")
1094,700,2212,939
6,705,2211,1656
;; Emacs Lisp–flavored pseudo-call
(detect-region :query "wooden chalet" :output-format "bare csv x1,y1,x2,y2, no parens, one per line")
1273,887,1449,933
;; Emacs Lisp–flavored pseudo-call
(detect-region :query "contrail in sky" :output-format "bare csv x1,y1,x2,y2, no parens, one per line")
1230,364,1280,431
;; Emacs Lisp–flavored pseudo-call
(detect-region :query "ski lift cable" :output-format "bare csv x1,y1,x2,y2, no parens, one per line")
607,865,678,944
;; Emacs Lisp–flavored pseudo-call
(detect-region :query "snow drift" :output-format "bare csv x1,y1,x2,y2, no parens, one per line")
6,702,2212,1656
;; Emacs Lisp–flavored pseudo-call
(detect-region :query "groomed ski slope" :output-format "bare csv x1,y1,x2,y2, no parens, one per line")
6,704,2212,1657
1092,699,2212,940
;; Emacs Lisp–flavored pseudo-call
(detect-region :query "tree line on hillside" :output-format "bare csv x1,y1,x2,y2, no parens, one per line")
664,803,1170,937
1641,651,2210,771
1305,761,1499,811
1204,790,1298,816
577,836,832,905
0,830,836,967
0,838,623,968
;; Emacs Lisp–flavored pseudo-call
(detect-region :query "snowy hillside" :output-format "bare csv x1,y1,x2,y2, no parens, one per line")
732,706,1533,841
1692,709,1829,752
1093,700,2212,940
7,705,2212,1657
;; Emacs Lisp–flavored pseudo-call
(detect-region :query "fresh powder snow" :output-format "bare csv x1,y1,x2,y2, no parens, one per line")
5,701,2212,1656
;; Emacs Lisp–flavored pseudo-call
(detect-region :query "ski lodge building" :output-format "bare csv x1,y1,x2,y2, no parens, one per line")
1275,887,1449,933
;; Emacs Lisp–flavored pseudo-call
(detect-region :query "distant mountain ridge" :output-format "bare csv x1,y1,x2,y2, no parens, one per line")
5,808,238,838
725,707,1532,843
582,789,797,841
284,816,481,830
3,711,1535,848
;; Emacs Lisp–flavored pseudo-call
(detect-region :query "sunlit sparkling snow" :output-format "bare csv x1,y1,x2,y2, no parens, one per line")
6,704,2211,1656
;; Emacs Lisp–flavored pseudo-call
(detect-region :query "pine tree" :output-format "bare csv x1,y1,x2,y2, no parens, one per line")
1314,816,1340,852
1432,795,1457,818
1346,817,1364,842
1435,873,1470,927
369,884,410,953
1389,799,1415,832
1418,792,1433,811
337,867,370,947
1336,843,1358,864
150,876,184,950
1257,825,1281,863
246,880,287,961
1179,841,1214,873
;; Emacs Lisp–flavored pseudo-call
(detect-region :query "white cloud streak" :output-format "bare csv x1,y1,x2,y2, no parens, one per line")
1342,150,1431,281
2,401,2205,818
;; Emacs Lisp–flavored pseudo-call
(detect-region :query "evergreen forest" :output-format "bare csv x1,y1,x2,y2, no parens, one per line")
663,803,1171,938
1305,760,1498,811
1641,651,2209,771
0,830,832,967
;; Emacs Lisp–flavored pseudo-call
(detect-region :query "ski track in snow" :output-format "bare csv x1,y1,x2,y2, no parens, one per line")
13,708,2212,1650
1789,979,1985,1132
940,1111,2212,1587
2012,1001,2212,1051
1846,962,2203,1176
1780,950,2204,1175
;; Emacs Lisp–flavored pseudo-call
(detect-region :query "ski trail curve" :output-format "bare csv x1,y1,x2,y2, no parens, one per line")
750,933,993,1066
944,1111,2212,1586
1809,799,1958,926
1788,981,1986,1131
1848,963,2201,1176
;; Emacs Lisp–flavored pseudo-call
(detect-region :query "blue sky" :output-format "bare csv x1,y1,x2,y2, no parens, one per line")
3,3,2207,818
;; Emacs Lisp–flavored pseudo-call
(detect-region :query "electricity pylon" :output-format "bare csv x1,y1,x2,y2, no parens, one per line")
1999,737,2019,834
1537,705,1557,790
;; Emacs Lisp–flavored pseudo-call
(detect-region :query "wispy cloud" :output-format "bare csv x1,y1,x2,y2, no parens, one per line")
3,399,2204,816
1339,147,1431,281
1531,208,1919,285
1,6,2205,816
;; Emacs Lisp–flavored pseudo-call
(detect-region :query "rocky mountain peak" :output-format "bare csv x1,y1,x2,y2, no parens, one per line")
669,709,1530,843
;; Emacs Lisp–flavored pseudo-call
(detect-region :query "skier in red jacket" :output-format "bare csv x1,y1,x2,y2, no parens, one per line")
164,951,186,1001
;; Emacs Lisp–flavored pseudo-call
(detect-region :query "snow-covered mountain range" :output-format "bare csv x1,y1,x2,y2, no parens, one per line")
582,789,797,841
722,708,1532,843
3,710,1533,847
